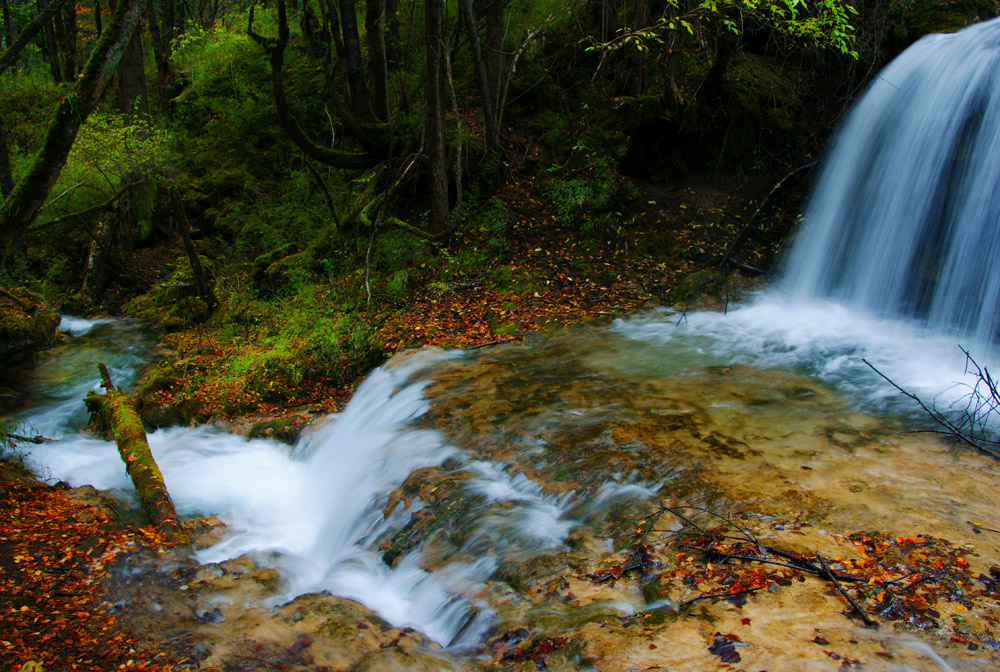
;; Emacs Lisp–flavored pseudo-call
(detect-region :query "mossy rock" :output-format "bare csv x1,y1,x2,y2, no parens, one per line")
0,289,60,356
895,0,996,39
259,251,313,297
488,265,515,291
668,269,763,311
247,417,300,443
512,269,547,297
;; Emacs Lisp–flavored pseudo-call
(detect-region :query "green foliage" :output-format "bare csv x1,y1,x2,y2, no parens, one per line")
55,112,166,197
547,153,622,233
587,0,860,58
475,197,512,257
221,285,385,403
0,72,64,182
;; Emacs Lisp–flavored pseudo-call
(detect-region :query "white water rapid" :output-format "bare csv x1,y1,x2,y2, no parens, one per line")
10,321,590,647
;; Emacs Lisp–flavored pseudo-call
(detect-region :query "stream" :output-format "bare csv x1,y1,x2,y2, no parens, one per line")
5,300,1000,671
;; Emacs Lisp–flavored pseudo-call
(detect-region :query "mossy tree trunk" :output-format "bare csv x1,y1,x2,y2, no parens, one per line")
85,365,188,543
0,0,143,268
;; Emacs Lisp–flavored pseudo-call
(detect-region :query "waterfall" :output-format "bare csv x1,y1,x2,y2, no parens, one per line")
783,17,1000,346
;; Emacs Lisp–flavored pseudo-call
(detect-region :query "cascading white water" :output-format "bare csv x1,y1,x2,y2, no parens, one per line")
11,319,589,647
783,17,1000,346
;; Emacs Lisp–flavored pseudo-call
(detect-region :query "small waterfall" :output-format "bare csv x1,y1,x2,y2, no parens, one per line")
783,17,1000,346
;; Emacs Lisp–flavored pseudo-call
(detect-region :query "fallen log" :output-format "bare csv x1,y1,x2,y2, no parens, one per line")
85,363,188,543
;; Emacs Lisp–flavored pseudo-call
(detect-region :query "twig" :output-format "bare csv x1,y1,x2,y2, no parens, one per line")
862,358,999,459
900,574,937,593
716,161,814,273
679,586,764,608
967,521,1000,535
615,507,667,580
817,552,876,627
98,362,115,391
7,433,55,444
0,287,33,313
466,338,517,350
687,505,760,549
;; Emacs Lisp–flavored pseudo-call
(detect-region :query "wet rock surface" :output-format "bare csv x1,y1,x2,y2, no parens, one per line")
32,325,1000,671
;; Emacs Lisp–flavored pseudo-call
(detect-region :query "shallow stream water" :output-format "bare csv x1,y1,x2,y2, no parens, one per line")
6,302,1000,671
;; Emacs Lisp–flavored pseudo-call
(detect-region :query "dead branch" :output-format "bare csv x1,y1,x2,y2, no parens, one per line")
615,506,666,581
678,585,764,609
6,433,55,444
817,552,876,627
862,357,1000,459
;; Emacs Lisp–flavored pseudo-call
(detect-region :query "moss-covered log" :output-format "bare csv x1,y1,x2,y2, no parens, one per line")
85,366,188,543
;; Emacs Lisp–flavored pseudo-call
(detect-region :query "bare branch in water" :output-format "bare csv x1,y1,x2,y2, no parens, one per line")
862,355,1000,459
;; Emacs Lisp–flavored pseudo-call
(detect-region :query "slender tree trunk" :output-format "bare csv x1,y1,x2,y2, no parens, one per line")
384,0,399,69
171,190,217,314
39,7,63,81
459,0,495,149
94,0,103,34
482,0,503,121
0,0,144,267
1,0,13,50
0,0,70,75
365,0,389,122
146,0,175,112
58,1,77,77
79,197,123,306
0,116,14,198
704,33,736,101
425,0,448,233
444,32,462,221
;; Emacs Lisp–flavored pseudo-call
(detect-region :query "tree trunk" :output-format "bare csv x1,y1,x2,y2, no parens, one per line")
85,367,188,543
247,0,384,170
482,0,503,124
118,22,149,119
0,0,144,267
56,1,77,78
94,0,102,35
146,0,175,112
444,31,462,221
1,0,13,50
425,0,448,233
0,116,13,198
170,191,217,314
704,32,736,101
39,6,63,81
338,0,371,122
365,0,389,122
384,0,399,69
459,0,495,149
79,200,121,307
587,0,617,43
162,0,175,46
